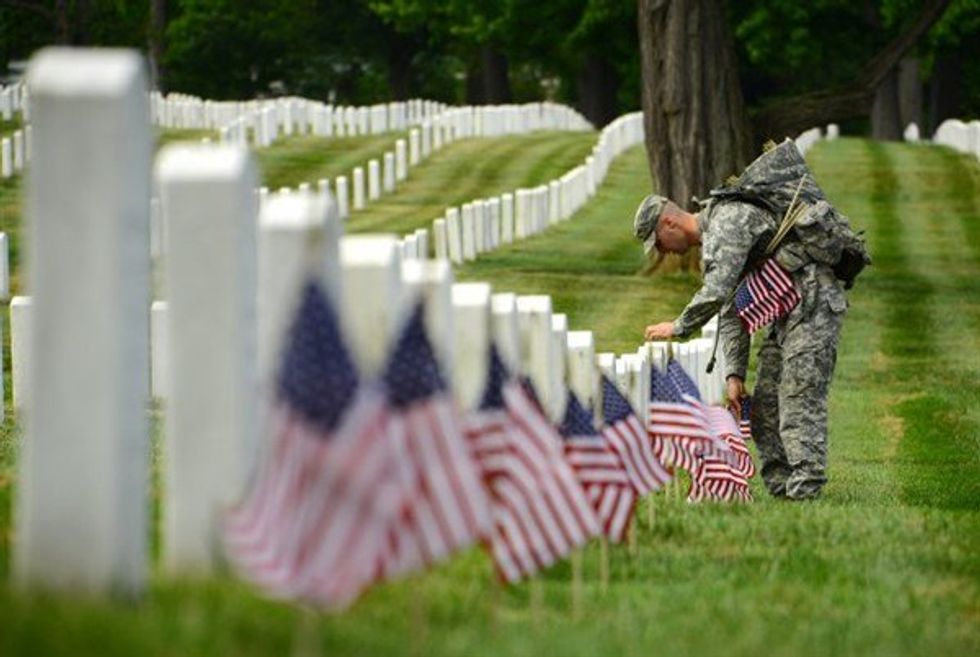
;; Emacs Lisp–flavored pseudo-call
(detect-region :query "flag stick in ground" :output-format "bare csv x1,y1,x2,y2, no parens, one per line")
410,578,430,657
627,523,637,556
599,538,610,593
530,578,544,630
571,549,583,620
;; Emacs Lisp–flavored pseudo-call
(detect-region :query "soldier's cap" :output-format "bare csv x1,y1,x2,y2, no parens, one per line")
633,194,670,256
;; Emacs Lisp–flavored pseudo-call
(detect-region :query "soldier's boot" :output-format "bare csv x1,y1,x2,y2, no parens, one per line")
752,335,791,497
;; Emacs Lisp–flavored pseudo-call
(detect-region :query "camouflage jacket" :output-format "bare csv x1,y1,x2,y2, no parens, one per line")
671,200,777,380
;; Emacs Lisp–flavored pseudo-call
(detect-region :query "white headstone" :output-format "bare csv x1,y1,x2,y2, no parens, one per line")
383,151,395,193
352,167,366,211
491,292,521,374
501,193,514,244
1,137,11,178
409,129,420,165
446,207,463,264
551,313,568,420
335,175,349,219
0,232,10,300
258,191,339,382
9,295,30,413
150,300,168,400
368,159,381,200
414,227,429,259
566,330,596,412
340,235,403,375
516,295,558,420
433,217,449,260
401,259,454,379
451,283,492,409
17,49,151,594
461,203,476,261
155,144,259,573
395,139,407,181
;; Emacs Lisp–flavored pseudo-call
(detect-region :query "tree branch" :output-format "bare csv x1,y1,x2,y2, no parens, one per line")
751,0,952,141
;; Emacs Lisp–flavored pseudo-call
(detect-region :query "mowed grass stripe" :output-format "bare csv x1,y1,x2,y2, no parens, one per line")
346,131,596,236
868,141,980,510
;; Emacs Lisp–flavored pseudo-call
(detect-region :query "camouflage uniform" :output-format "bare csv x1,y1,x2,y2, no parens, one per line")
670,201,848,500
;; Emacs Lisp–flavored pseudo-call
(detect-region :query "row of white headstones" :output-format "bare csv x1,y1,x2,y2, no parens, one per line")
8,48,668,598
153,89,592,145
930,118,980,160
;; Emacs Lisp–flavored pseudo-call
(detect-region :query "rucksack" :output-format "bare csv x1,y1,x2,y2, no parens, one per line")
707,139,871,289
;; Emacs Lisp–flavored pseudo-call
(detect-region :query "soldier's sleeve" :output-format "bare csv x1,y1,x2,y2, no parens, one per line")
719,300,750,380
671,202,770,338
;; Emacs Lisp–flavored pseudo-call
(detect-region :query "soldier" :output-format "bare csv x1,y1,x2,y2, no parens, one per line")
635,140,861,500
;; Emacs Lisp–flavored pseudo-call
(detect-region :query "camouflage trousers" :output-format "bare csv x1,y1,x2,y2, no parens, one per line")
751,266,846,499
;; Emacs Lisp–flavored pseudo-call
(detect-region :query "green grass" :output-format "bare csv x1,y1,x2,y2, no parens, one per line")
0,137,978,657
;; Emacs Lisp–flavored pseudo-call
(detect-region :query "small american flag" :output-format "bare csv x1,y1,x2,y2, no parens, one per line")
729,396,752,441
559,392,636,544
464,347,600,583
734,258,801,334
600,376,672,495
666,360,736,465
375,303,493,579
648,363,730,474
689,406,755,503
223,280,398,609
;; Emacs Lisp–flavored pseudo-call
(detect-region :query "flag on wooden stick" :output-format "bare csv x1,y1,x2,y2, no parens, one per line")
375,303,493,578
464,346,600,583
600,376,672,495
559,392,636,544
223,280,397,609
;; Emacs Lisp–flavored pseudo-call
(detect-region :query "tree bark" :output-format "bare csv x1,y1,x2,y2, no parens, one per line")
637,0,752,210
149,0,168,92
752,0,951,141
577,53,619,128
927,52,962,134
480,46,512,104
872,66,902,140
897,57,922,130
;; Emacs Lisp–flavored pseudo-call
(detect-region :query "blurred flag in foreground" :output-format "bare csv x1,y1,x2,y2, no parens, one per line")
375,304,493,578
224,280,397,609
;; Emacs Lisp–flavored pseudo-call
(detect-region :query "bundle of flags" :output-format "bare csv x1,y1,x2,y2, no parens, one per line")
647,360,754,503
733,258,801,334
224,277,755,609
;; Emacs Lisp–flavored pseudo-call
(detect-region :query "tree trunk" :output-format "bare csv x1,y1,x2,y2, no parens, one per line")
149,0,168,92
872,66,902,140
637,0,752,211
465,59,485,105
387,48,412,100
927,52,962,135
577,53,619,128
897,57,922,130
480,46,512,104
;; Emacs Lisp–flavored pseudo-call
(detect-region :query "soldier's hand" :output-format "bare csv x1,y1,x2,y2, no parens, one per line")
726,376,747,408
644,322,675,340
